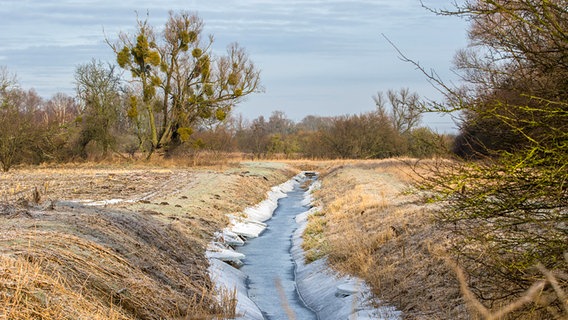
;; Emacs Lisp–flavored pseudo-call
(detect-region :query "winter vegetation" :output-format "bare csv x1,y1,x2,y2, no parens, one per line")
0,61,448,171
1,1,567,319
0,162,297,318
0,12,448,171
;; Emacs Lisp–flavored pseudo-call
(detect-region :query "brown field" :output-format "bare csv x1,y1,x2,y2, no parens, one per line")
0,161,296,319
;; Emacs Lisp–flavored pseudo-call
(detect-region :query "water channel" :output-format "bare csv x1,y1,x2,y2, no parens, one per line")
237,177,317,320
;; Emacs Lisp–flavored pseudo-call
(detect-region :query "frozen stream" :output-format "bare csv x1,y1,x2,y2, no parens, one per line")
237,177,316,319
208,173,401,320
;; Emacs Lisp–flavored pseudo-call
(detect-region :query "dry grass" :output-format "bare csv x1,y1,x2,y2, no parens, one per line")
304,158,568,319
0,254,129,320
303,159,470,319
0,161,297,319
303,210,329,263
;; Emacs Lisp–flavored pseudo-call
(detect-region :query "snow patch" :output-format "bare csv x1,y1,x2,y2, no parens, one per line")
207,172,400,319
229,217,267,239
206,242,246,265
207,173,305,319
220,229,245,246
65,198,133,206
209,259,264,320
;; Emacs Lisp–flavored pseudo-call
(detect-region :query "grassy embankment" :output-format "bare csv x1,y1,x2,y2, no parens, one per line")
3,158,563,319
300,159,467,319
302,159,567,319
0,161,296,319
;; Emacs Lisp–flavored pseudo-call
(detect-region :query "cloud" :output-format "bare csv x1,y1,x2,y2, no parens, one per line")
1,0,445,55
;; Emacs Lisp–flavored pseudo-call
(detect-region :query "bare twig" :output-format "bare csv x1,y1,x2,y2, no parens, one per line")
447,257,567,320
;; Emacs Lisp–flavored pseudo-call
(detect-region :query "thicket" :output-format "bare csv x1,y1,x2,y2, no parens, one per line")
417,0,568,317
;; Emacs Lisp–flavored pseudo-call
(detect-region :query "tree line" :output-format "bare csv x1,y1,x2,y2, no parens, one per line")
233,89,449,159
0,10,451,171
0,61,449,172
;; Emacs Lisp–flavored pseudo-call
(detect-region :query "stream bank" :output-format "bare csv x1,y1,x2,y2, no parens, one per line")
237,175,316,319
208,172,400,319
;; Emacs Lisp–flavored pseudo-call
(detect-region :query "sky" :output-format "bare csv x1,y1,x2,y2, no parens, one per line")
0,0,468,132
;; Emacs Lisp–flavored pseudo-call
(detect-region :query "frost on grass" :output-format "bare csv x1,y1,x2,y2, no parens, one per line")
208,172,400,320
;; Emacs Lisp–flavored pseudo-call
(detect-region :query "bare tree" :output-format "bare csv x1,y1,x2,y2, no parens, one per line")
0,68,44,170
75,59,123,157
374,88,422,134
44,92,78,126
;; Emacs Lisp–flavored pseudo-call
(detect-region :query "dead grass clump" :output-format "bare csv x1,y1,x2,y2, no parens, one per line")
0,203,32,219
0,254,130,320
302,210,329,263
0,227,227,319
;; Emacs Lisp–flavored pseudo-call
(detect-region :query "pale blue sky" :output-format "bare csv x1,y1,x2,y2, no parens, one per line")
0,0,468,132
